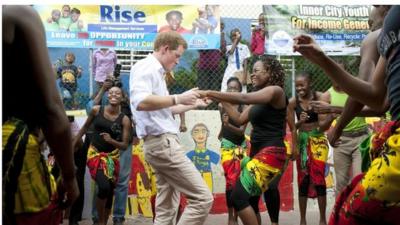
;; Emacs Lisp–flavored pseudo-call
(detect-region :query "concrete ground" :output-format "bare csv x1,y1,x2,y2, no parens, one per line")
63,185,335,225
65,163,335,225
63,204,330,225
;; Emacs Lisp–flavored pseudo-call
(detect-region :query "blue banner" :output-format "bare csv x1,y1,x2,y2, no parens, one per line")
35,5,221,50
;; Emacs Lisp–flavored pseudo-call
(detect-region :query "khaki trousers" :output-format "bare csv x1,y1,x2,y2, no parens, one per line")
143,133,213,225
333,132,369,195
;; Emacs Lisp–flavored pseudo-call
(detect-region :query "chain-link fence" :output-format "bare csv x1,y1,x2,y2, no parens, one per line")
281,55,360,98
166,53,361,110
159,5,362,109
48,5,363,111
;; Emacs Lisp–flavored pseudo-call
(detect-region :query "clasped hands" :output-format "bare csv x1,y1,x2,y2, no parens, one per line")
175,88,212,109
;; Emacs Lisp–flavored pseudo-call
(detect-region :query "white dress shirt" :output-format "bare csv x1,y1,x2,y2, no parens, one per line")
129,54,179,138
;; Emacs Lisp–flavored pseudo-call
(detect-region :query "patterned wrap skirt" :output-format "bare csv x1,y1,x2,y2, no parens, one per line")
220,138,247,191
3,118,60,225
329,121,400,225
87,145,120,183
240,146,286,196
296,129,329,198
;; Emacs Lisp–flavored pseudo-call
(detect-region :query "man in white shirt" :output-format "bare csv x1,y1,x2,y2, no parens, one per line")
129,31,213,225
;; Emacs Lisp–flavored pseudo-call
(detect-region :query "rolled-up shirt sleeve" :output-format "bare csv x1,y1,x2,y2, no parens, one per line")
130,71,153,110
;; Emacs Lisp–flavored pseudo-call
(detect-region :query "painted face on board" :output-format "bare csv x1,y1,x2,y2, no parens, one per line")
192,125,208,145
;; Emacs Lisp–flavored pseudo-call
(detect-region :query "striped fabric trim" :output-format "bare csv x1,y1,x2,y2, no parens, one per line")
3,118,29,223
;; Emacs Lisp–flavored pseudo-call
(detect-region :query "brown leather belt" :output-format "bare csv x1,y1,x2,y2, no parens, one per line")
143,133,177,142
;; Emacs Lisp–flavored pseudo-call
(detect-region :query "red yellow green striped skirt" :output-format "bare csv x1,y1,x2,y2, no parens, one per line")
2,119,58,214
220,138,247,191
240,146,286,196
3,118,61,225
87,145,120,183
329,121,400,225
296,129,329,198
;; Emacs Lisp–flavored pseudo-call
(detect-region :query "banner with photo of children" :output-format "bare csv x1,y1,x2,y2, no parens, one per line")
33,5,221,50
263,5,371,56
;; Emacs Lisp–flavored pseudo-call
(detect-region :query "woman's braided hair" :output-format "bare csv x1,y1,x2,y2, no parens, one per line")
257,55,285,88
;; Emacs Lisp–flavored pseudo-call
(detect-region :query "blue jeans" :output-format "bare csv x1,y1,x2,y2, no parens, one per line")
113,144,132,221
92,144,132,223
60,86,75,110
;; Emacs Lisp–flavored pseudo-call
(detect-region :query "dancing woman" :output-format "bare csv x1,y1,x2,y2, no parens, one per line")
73,86,131,225
287,72,333,225
200,55,287,225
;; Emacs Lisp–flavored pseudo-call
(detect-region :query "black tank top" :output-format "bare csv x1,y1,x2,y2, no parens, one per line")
91,106,125,152
294,92,319,123
249,99,287,157
221,104,245,145
378,6,400,120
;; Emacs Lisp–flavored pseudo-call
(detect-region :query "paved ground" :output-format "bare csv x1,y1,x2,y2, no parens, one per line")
62,206,328,225
64,168,335,225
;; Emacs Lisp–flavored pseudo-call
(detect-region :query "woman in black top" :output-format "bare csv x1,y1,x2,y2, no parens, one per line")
73,86,130,225
287,72,332,225
200,55,287,225
294,6,400,225
218,77,248,225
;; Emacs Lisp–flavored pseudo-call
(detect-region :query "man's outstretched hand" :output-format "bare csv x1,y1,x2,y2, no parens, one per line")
176,88,200,105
